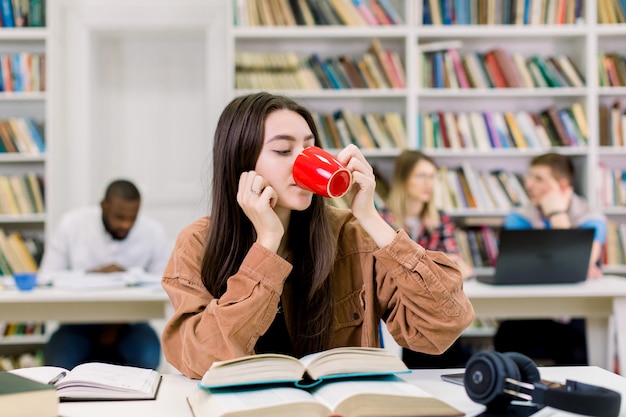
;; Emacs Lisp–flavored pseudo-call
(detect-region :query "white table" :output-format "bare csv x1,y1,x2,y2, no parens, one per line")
463,275,626,375
0,285,171,322
57,366,626,417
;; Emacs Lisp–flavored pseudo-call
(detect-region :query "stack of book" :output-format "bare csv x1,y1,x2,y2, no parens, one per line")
187,347,463,417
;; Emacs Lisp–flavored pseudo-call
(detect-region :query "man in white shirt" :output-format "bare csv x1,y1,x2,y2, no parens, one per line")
41,179,171,370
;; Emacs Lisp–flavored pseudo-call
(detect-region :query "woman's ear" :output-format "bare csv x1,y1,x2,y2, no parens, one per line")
557,177,571,191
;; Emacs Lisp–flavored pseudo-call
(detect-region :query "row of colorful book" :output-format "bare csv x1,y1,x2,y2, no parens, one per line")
423,0,584,26
417,104,588,150
420,44,585,89
604,221,626,266
598,0,626,24
433,165,531,211
234,0,403,27
0,229,42,275
462,221,626,270
314,110,406,150
0,52,46,93
0,349,43,371
599,53,626,88
0,0,45,28
0,173,45,215
2,321,46,338
598,165,626,208
599,100,626,147
455,226,499,268
0,118,45,154
235,39,405,90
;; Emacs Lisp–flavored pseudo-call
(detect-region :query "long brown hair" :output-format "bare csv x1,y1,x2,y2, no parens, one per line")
201,92,336,356
387,150,440,231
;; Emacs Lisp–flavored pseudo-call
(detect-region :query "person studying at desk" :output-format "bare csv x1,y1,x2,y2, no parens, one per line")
41,179,171,370
494,152,608,365
160,92,475,379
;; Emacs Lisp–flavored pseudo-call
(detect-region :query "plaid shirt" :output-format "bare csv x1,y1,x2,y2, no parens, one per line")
379,208,459,254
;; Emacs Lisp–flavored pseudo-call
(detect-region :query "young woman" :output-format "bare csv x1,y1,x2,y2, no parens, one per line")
380,150,474,280
160,92,474,379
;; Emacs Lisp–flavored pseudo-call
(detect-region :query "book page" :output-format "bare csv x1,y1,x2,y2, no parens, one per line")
299,347,408,380
55,362,160,398
214,386,319,412
311,378,433,409
310,377,463,417
9,366,70,385
61,362,157,389
188,386,329,417
201,354,305,388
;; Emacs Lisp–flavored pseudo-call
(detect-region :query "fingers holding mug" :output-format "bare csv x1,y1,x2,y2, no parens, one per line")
293,146,352,198
337,144,374,176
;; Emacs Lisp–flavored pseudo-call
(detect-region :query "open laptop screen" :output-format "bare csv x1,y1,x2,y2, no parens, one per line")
479,229,594,285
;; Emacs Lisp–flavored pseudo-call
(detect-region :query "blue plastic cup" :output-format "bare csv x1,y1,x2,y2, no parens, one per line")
13,272,38,291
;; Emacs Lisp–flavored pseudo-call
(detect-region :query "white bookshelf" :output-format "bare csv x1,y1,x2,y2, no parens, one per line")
0,27,48,235
0,7,50,364
229,0,626,272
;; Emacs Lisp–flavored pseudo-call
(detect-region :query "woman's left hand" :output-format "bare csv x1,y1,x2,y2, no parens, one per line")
337,145,397,248
336,144,377,220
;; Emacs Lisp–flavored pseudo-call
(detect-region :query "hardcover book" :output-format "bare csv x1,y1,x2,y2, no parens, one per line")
188,375,464,417
0,371,58,417
199,347,409,389
10,362,161,401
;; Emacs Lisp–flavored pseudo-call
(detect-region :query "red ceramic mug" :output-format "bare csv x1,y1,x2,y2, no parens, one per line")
293,146,352,198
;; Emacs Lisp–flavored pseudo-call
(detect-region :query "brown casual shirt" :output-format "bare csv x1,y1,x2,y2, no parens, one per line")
161,206,475,379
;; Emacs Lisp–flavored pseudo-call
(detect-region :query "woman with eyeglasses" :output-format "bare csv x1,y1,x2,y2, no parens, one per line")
379,150,473,280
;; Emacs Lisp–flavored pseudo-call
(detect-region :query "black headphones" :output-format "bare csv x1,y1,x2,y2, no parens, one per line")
464,351,621,417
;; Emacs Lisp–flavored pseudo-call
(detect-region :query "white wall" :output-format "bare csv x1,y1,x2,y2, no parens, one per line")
48,0,229,243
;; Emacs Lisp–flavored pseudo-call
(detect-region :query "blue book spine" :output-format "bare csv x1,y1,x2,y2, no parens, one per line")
322,60,342,89
10,54,22,92
423,0,432,25
523,0,531,24
416,113,423,148
375,0,404,25
0,0,14,27
24,118,45,152
557,110,576,146
433,51,445,88
441,0,454,24
483,112,501,148
576,0,586,20
454,0,468,25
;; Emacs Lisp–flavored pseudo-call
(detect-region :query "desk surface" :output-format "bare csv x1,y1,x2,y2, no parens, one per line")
464,274,626,297
57,366,626,417
0,284,170,322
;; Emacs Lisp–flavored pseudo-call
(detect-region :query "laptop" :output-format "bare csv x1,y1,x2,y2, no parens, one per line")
478,229,594,285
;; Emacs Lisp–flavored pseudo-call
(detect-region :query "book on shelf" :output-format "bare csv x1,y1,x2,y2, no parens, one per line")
328,0,367,26
353,0,379,25
424,0,584,25
368,38,403,89
188,375,463,417
10,362,161,401
0,371,58,417
199,347,409,390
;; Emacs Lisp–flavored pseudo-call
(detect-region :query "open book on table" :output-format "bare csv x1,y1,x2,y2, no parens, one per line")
188,375,464,417
199,347,410,389
9,362,161,401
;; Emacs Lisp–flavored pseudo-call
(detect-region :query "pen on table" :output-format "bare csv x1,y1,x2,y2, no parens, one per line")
48,371,67,385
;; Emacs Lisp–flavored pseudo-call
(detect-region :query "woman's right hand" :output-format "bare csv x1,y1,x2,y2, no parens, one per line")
237,171,284,253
